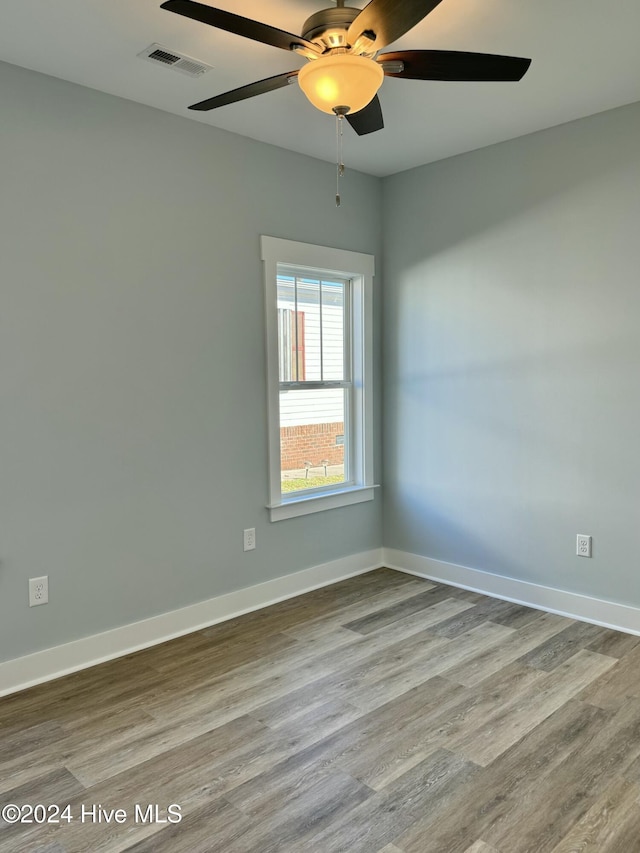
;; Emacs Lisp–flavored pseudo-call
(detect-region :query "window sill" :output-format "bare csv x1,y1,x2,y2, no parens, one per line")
268,485,377,522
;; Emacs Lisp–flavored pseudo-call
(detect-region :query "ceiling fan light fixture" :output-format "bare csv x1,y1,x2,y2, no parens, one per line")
298,53,383,115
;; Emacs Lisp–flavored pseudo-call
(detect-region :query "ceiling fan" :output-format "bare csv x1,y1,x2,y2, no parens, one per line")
160,0,532,136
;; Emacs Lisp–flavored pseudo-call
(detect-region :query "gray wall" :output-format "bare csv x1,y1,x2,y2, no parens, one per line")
0,62,383,663
382,101,640,608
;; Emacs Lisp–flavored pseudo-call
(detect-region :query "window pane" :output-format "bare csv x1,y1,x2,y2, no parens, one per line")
277,276,305,381
280,388,346,493
277,274,346,383
297,277,321,381
321,279,345,381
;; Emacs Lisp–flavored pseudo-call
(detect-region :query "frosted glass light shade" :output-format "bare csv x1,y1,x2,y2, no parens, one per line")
298,54,384,115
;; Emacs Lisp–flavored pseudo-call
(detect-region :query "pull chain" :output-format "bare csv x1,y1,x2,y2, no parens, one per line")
335,110,345,207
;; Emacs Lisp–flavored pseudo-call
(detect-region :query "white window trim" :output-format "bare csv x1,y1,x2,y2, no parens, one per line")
261,236,375,522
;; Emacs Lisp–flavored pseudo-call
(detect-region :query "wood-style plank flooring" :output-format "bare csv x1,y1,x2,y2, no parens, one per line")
3,568,640,852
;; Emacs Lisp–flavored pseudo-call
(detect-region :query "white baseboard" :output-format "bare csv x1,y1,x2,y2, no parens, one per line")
384,547,640,636
9,546,635,699
0,548,384,698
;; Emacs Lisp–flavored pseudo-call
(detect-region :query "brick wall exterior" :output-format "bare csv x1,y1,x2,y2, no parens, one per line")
280,422,344,470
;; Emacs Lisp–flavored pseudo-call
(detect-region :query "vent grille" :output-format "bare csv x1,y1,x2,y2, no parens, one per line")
138,44,213,77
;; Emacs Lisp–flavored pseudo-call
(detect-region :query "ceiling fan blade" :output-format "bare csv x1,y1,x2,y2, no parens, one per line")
161,0,321,54
345,96,384,135
188,71,299,111
380,50,532,81
348,0,444,52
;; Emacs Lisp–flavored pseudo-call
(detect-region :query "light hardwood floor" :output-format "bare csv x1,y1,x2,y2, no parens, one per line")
3,568,640,852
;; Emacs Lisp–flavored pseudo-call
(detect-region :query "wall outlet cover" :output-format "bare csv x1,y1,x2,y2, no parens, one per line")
576,534,592,558
243,528,256,552
29,576,49,606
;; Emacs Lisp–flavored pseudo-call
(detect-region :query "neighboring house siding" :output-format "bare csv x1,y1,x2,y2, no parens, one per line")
278,296,344,427
279,388,343,426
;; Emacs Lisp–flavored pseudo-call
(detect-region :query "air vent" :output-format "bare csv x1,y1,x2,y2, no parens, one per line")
138,43,213,77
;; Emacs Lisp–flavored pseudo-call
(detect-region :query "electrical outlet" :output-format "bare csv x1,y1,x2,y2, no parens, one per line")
243,528,256,552
576,534,592,558
29,576,49,606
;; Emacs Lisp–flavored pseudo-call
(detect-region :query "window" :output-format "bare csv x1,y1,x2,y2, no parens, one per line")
262,237,375,521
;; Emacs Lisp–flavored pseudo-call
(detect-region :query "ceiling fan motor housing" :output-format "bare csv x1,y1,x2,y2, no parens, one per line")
302,7,367,53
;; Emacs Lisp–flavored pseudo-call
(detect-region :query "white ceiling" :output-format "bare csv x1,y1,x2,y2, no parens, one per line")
2,0,640,177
